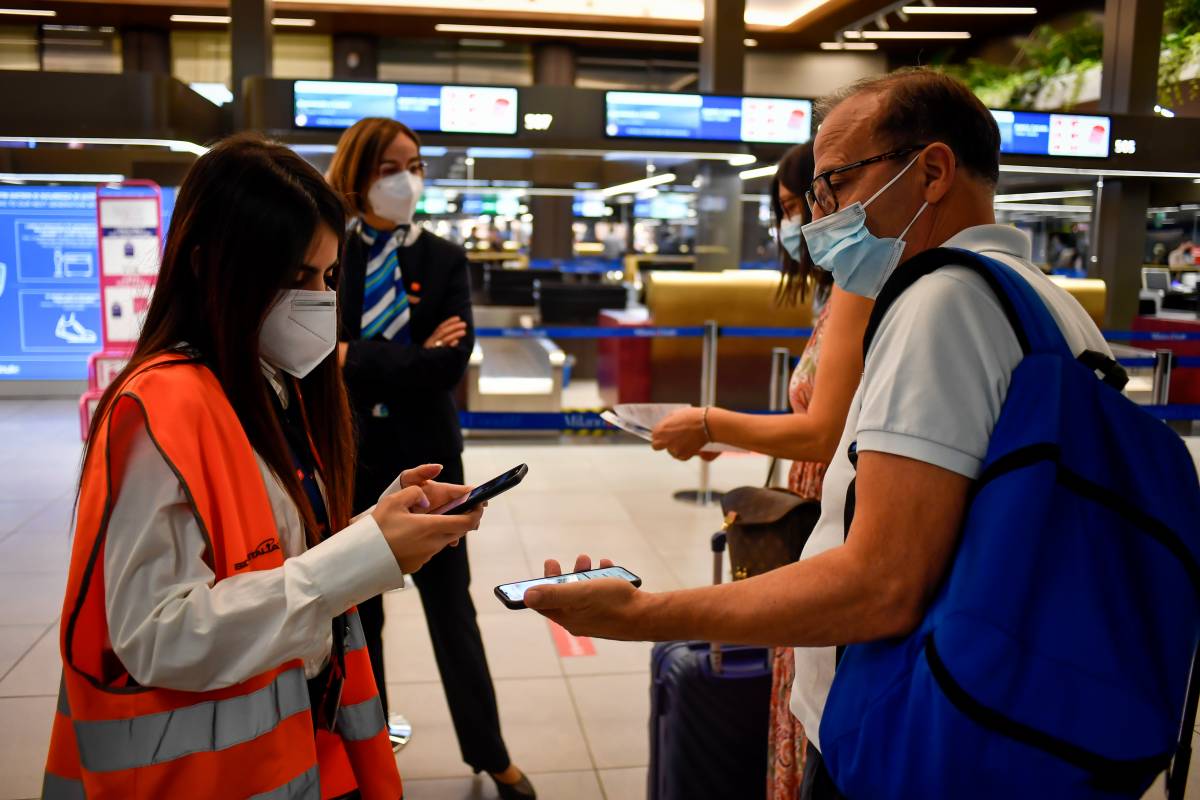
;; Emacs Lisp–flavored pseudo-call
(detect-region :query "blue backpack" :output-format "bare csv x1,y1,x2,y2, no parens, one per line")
819,248,1200,799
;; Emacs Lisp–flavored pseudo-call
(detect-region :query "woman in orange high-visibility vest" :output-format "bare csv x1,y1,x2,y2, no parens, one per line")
43,134,485,800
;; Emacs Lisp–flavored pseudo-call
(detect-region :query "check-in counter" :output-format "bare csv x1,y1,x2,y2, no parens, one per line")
1049,276,1106,329
623,254,697,284
465,306,566,418
599,270,812,410
467,252,529,304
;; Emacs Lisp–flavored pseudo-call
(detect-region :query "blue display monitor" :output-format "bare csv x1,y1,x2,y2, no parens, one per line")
634,193,693,220
991,110,1111,158
0,185,176,381
293,80,519,135
605,91,812,144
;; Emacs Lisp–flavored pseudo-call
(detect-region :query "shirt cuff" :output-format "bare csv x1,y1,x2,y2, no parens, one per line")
295,514,406,618
856,429,982,479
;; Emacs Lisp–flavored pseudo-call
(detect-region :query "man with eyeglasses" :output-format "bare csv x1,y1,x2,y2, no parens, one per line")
524,69,1111,798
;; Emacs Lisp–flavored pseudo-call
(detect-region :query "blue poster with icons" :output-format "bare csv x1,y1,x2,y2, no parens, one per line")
0,185,176,381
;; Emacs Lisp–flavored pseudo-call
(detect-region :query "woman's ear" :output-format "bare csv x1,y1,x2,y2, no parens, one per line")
920,143,957,205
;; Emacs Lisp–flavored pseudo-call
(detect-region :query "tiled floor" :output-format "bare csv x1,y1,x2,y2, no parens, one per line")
1,398,1199,799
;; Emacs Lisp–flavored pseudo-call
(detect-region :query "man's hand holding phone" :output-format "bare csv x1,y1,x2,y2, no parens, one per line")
523,555,649,641
372,487,483,574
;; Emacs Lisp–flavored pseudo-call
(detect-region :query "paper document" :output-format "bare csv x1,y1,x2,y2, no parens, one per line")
603,404,746,453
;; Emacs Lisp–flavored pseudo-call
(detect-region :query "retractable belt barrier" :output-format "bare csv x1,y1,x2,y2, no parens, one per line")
473,326,814,339
463,326,1200,426
1103,331,1200,342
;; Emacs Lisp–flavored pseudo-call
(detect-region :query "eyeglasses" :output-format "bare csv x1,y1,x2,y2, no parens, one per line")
805,144,927,217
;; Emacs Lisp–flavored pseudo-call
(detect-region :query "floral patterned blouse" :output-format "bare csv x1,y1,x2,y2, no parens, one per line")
787,299,833,502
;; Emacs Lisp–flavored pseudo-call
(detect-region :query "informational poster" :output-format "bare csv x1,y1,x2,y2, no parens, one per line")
0,184,174,382
293,80,519,134
96,185,162,349
0,186,102,380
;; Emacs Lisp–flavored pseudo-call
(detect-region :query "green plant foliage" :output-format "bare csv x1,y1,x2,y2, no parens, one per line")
1166,0,1200,36
948,14,1102,110
951,1,1200,110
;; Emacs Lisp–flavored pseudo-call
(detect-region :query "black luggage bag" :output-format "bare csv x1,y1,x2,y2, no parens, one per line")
648,532,773,800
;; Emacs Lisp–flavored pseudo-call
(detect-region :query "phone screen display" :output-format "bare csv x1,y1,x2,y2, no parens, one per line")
497,566,641,602
434,465,525,514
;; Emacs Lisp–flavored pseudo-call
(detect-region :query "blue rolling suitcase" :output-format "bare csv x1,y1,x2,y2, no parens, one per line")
648,532,772,800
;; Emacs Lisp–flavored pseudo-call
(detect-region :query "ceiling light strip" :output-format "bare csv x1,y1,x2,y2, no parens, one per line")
901,5,1037,13
273,17,317,26
994,202,1093,212
0,172,125,183
820,41,879,50
739,165,777,180
1000,164,1200,180
170,14,231,23
0,7,55,15
0,136,208,156
601,172,677,197
993,189,1095,202
434,23,702,44
844,29,971,39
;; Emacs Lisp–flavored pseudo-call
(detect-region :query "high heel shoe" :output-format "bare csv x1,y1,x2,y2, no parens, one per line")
490,771,536,800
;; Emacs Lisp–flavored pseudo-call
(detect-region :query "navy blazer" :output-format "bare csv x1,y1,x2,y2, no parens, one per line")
339,228,475,511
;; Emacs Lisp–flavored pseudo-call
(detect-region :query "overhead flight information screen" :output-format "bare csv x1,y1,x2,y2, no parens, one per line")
294,81,519,134
605,91,812,144
991,110,1112,158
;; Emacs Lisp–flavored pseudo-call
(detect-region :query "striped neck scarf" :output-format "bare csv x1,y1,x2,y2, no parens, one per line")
357,220,412,343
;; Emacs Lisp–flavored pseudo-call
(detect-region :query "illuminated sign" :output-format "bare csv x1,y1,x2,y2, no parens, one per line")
524,113,554,131
605,91,812,144
991,110,1112,159
294,81,519,135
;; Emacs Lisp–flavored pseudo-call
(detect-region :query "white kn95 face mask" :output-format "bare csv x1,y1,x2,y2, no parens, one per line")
259,289,337,379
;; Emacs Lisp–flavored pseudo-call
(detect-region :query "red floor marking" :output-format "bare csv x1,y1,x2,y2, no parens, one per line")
549,620,596,657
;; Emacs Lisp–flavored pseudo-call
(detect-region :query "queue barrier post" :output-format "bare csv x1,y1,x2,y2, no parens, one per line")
766,347,791,488
674,320,723,507
1152,349,1174,407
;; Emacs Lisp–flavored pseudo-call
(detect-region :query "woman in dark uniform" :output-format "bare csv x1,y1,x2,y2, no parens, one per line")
329,117,534,800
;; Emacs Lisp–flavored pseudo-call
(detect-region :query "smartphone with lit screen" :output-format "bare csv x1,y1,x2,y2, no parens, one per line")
494,566,642,610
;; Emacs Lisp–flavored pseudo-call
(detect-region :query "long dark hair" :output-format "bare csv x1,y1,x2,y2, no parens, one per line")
771,143,831,306
81,134,356,541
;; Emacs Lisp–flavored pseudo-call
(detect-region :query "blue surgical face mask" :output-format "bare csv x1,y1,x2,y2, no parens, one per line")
801,153,928,299
779,217,804,260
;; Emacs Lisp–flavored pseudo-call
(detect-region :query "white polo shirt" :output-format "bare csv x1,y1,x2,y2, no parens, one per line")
789,224,1112,751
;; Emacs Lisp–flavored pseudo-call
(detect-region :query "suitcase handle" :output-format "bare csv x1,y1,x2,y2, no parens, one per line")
710,532,726,674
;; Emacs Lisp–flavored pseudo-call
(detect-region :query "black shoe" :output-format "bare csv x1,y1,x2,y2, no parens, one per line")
491,772,536,800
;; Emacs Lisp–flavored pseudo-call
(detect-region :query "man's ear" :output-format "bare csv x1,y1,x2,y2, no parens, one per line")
920,143,957,205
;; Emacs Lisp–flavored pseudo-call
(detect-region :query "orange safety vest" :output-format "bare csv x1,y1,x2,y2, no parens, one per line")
42,353,402,800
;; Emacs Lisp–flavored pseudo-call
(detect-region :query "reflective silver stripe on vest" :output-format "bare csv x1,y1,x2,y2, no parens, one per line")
249,764,321,800
42,773,86,800
344,609,366,653
336,695,387,742
74,667,309,773
57,673,70,716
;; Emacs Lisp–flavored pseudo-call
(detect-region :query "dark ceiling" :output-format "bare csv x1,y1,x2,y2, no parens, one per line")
32,0,1105,63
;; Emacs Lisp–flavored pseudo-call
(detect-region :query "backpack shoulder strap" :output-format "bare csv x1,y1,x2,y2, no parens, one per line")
862,246,1073,363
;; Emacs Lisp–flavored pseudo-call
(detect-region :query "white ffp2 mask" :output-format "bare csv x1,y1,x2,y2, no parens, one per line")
367,172,423,227
259,289,338,379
